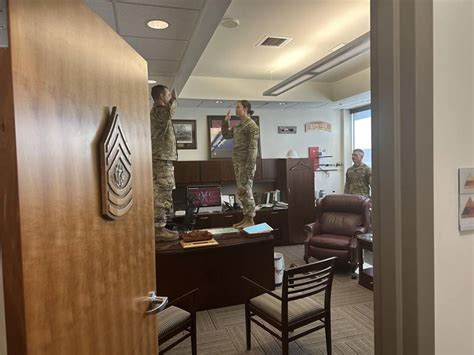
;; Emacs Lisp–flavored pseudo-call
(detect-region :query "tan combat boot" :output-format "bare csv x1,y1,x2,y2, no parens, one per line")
155,227,179,242
237,216,255,229
233,219,245,229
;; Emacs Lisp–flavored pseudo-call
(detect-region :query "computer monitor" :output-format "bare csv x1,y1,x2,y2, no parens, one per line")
186,185,222,212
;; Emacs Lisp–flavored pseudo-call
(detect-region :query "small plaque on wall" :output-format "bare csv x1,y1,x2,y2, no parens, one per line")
100,107,133,220
278,126,297,134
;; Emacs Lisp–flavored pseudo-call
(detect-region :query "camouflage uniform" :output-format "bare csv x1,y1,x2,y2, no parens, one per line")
150,100,177,227
344,163,371,197
222,117,260,217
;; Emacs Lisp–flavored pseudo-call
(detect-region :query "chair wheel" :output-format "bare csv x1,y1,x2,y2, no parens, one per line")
351,274,357,280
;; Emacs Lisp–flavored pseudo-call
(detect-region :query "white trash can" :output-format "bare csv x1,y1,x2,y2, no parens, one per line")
274,252,285,286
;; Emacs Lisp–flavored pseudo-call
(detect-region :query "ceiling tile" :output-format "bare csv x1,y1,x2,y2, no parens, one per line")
118,0,205,11
123,36,187,60
148,60,180,75
86,1,117,31
115,3,200,40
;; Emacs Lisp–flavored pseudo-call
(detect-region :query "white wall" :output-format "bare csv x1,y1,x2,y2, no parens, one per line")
174,106,346,194
434,1,474,354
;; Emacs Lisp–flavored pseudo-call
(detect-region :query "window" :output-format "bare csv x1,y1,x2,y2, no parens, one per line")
351,107,372,167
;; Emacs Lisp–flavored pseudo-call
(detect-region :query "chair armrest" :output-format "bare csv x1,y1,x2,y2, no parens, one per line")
304,222,320,238
241,276,282,301
353,227,366,236
166,288,199,309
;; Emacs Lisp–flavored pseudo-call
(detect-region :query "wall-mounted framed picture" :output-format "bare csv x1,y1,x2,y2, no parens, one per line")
207,115,261,159
173,119,197,149
458,168,474,231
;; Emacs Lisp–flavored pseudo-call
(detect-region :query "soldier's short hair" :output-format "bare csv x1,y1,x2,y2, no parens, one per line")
151,85,169,101
353,149,365,156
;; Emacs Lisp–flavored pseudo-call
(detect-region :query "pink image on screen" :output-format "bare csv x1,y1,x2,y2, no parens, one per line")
187,186,221,207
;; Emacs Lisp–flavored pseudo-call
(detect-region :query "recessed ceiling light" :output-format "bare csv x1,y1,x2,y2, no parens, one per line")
148,79,157,84
279,102,287,105
147,20,169,30
221,18,239,29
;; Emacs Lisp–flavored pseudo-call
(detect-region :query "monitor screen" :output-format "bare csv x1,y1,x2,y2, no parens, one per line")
187,185,222,207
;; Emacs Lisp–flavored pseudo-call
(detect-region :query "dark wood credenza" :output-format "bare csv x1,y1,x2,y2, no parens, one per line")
173,158,316,245
155,232,274,311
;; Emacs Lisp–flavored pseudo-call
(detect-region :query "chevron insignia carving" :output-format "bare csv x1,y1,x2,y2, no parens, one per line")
100,107,133,219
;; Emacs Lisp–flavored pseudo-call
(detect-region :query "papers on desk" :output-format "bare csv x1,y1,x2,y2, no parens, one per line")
207,227,239,235
242,223,273,237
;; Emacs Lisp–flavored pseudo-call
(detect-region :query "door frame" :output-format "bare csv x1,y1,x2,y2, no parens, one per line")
371,0,435,354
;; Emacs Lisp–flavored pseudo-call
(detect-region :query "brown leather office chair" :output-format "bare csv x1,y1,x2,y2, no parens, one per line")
304,194,370,278
243,258,336,355
157,289,198,355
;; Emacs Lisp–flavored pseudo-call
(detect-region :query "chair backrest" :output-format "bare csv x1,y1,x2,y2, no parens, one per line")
182,204,199,231
281,257,336,323
316,194,370,236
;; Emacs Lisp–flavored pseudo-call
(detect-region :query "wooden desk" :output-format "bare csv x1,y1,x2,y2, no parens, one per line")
155,232,274,311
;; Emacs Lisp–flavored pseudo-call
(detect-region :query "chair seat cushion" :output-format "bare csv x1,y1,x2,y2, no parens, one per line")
158,306,190,338
309,234,352,250
250,290,324,325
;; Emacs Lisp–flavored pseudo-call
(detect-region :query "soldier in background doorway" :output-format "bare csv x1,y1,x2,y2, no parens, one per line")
344,148,372,197
151,85,179,241
222,100,260,228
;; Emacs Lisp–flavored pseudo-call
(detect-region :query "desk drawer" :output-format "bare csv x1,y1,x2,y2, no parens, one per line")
195,215,212,229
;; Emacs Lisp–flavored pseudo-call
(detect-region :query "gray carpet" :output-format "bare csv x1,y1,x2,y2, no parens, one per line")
163,245,374,354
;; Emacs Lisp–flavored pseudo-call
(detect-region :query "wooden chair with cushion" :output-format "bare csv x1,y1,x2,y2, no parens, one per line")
157,288,198,355
242,257,336,355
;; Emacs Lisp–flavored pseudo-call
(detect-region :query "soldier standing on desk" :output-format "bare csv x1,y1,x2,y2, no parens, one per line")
344,148,371,197
151,85,179,241
221,100,260,229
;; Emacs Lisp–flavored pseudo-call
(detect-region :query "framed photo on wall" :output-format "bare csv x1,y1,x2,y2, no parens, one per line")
173,119,197,149
207,115,261,159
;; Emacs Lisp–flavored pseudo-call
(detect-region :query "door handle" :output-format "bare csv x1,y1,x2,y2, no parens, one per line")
145,291,168,316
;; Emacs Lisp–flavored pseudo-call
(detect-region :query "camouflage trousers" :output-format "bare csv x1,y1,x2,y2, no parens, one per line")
153,160,175,227
234,162,256,217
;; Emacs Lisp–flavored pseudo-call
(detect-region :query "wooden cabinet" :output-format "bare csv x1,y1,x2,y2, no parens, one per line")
255,209,288,245
174,161,200,184
260,159,278,180
177,159,270,184
220,160,236,182
200,160,222,182
276,159,315,244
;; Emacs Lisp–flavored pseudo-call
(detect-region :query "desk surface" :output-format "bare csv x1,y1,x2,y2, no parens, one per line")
155,231,275,311
155,231,273,254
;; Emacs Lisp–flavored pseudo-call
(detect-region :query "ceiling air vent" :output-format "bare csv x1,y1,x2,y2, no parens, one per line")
255,36,292,48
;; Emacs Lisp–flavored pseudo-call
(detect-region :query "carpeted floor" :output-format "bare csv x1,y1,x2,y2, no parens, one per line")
163,245,374,354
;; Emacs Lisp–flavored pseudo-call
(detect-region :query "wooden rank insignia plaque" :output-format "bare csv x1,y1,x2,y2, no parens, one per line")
100,107,133,219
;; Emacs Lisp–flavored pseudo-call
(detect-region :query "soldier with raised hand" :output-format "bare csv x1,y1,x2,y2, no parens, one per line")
221,100,260,228
150,85,179,241
344,148,372,197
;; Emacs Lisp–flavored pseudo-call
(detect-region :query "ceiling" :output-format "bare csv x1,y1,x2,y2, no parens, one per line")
85,0,229,89
192,0,370,82
178,91,371,110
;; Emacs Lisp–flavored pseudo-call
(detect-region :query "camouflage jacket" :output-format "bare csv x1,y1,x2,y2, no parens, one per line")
222,116,260,168
150,100,177,161
344,163,371,197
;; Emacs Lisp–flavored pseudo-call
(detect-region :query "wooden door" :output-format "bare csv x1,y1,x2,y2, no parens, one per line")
0,1,157,354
